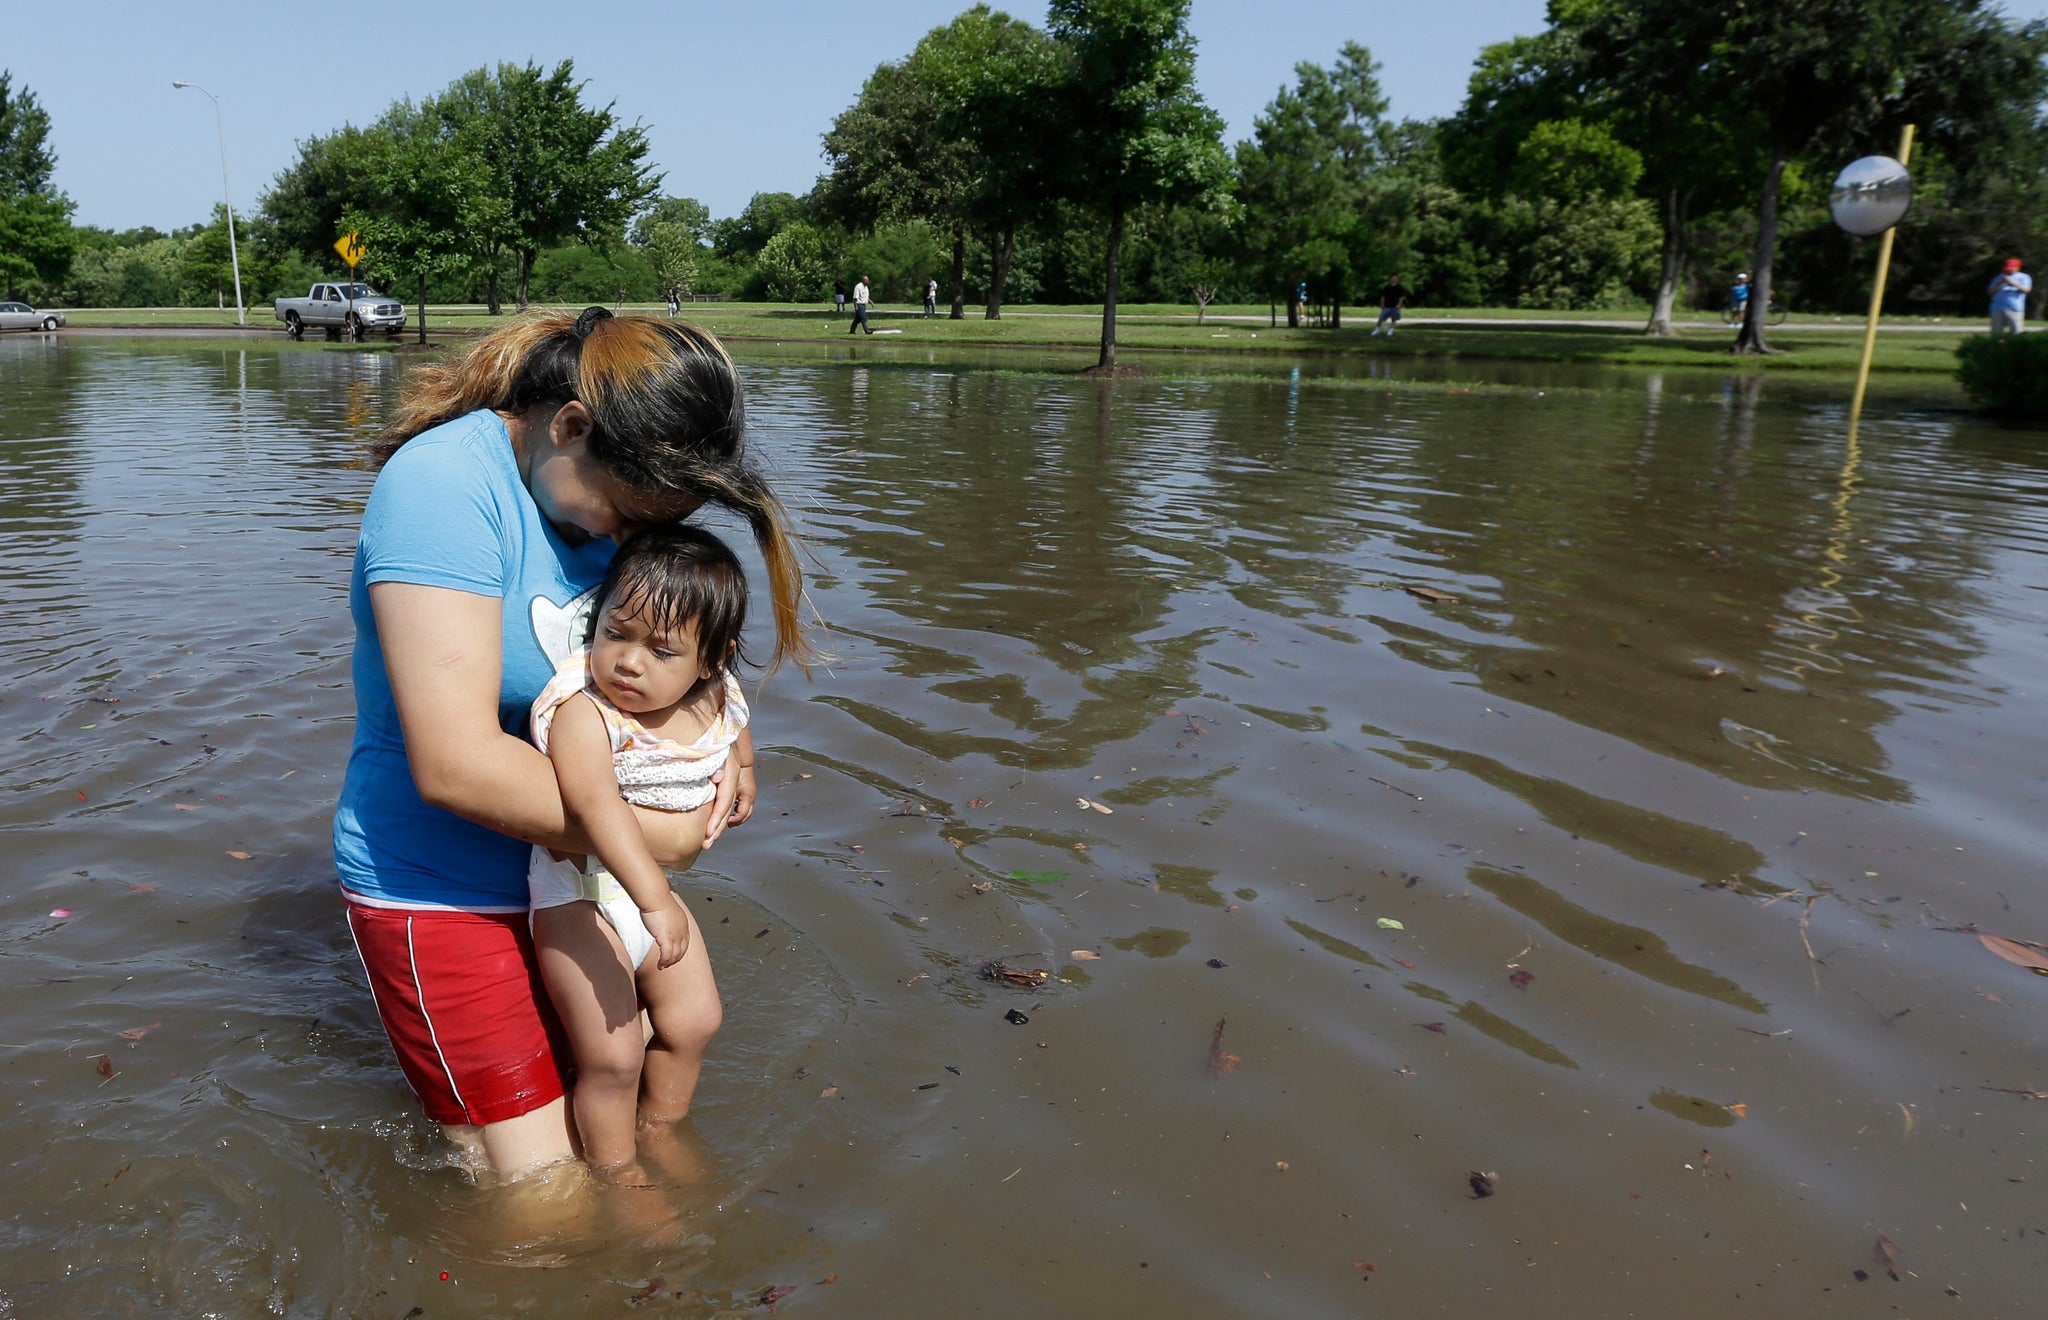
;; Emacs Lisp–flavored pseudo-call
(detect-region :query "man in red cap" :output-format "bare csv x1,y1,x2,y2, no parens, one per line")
1988,258,2032,335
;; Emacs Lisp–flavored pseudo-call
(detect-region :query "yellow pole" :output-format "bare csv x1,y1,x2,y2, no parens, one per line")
1846,123,1915,437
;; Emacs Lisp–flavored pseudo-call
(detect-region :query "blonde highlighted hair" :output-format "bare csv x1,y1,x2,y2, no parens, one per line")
378,310,819,672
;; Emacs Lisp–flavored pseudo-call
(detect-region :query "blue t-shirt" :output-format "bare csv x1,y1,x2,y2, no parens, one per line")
333,409,615,908
1990,272,2032,314
1732,281,1750,304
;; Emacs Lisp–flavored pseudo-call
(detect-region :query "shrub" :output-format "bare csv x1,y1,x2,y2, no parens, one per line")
1956,333,2048,419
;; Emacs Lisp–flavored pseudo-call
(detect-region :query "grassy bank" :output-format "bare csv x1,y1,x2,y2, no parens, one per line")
54,301,1976,374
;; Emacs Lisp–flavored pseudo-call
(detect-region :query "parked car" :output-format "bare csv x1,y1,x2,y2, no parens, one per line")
272,282,406,339
0,302,65,332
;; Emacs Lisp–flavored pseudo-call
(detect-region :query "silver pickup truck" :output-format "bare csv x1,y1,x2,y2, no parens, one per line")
273,282,407,339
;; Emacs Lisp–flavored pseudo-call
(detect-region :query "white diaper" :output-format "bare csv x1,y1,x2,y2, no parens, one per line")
526,847,656,971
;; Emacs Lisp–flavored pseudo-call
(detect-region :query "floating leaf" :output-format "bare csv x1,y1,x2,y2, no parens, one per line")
968,797,988,809
1468,1170,1496,1198
118,1021,162,1041
1406,586,1459,604
1376,917,1405,930
226,851,252,861
1726,1101,1749,1118
1071,950,1100,961
1874,1232,1902,1280
1508,968,1535,990
173,802,200,811
627,1277,666,1302
49,908,73,919
95,1054,115,1081
1978,933,2048,975
819,1086,839,1099
1419,1022,1447,1034
1004,1008,1030,1025
816,1274,838,1285
1206,1016,1241,1078
1075,798,1114,814
126,883,155,893
1008,869,1068,885
759,1284,797,1307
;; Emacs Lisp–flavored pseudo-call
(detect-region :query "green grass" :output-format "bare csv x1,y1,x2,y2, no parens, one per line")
56,301,1971,374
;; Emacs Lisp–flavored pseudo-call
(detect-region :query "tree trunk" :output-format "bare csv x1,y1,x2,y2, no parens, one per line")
417,273,428,345
1645,186,1685,338
1098,204,1124,369
1735,153,1786,355
485,257,502,317
1286,290,1300,328
948,226,967,320
985,229,1014,320
516,248,536,310
1331,296,1342,331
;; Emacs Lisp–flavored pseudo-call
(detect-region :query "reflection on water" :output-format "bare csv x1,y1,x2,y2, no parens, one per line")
6,336,2048,1313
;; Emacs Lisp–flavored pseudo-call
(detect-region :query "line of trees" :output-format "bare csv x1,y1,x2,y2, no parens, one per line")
8,0,2045,358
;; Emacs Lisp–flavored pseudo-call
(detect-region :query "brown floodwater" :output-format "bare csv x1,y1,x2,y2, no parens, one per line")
5,336,2048,1316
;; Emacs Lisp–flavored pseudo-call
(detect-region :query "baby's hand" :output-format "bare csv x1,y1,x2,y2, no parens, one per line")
642,898,692,970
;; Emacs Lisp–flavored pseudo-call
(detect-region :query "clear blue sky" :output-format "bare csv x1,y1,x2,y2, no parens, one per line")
12,1,2048,233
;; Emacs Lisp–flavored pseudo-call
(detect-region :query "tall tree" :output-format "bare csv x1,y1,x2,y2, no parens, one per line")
435,60,658,310
819,31,977,316
1237,43,1409,330
0,71,78,298
343,97,502,342
1047,0,1230,367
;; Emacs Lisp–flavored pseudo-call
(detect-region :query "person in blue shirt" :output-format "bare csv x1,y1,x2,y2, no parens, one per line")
1731,273,1751,320
1989,258,2032,335
335,306,820,1181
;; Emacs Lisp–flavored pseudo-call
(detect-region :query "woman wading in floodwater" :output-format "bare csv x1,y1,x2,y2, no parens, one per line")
332,308,816,1180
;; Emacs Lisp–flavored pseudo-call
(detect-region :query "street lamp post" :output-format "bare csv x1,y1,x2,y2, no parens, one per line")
171,80,245,326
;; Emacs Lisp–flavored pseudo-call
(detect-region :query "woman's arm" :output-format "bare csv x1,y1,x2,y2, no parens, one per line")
369,581,703,862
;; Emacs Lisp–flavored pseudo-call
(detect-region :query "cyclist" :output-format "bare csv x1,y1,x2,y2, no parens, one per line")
1730,273,1751,322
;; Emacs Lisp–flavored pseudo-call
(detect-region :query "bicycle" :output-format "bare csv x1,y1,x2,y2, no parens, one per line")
1724,299,1788,327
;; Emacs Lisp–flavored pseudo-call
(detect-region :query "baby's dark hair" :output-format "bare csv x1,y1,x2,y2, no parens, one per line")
585,525,750,680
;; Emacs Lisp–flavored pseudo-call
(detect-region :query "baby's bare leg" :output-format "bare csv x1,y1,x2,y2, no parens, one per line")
636,900,722,1123
533,901,649,1177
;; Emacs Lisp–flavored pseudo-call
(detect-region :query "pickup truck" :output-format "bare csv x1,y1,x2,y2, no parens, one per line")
273,282,407,339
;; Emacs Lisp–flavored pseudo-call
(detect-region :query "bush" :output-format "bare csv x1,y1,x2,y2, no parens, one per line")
1956,333,2048,418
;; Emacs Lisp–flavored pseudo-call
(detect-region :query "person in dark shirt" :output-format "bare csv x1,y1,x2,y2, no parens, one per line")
1371,275,1407,336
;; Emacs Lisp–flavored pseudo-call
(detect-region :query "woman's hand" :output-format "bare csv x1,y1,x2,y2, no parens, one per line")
702,735,757,848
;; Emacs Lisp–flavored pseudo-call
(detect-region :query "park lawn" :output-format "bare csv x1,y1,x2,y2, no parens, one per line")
56,303,1967,373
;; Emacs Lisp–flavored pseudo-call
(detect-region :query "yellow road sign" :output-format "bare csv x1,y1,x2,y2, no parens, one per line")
334,232,366,266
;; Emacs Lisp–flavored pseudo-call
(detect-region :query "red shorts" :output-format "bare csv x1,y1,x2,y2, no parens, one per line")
344,899,571,1127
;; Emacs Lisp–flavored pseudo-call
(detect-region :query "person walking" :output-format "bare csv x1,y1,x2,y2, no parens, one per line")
664,285,681,318
833,280,847,315
848,275,874,334
1371,274,1407,336
1989,258,2032,335
923,278,938,319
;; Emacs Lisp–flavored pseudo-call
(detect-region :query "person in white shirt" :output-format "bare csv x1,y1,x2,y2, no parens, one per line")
849,275,874,335
924,278,938,318
1989,258,2033,335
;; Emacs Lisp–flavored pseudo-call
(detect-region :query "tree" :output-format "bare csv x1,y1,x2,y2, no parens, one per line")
631,196,712,248
917,7,1064,318
641,221,701,298
756,222,829,301
1046,0,1230,367
343,97,502,342
1237,43,1410,330
434,60,658,310
820,35,978,316
0,71,77,298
